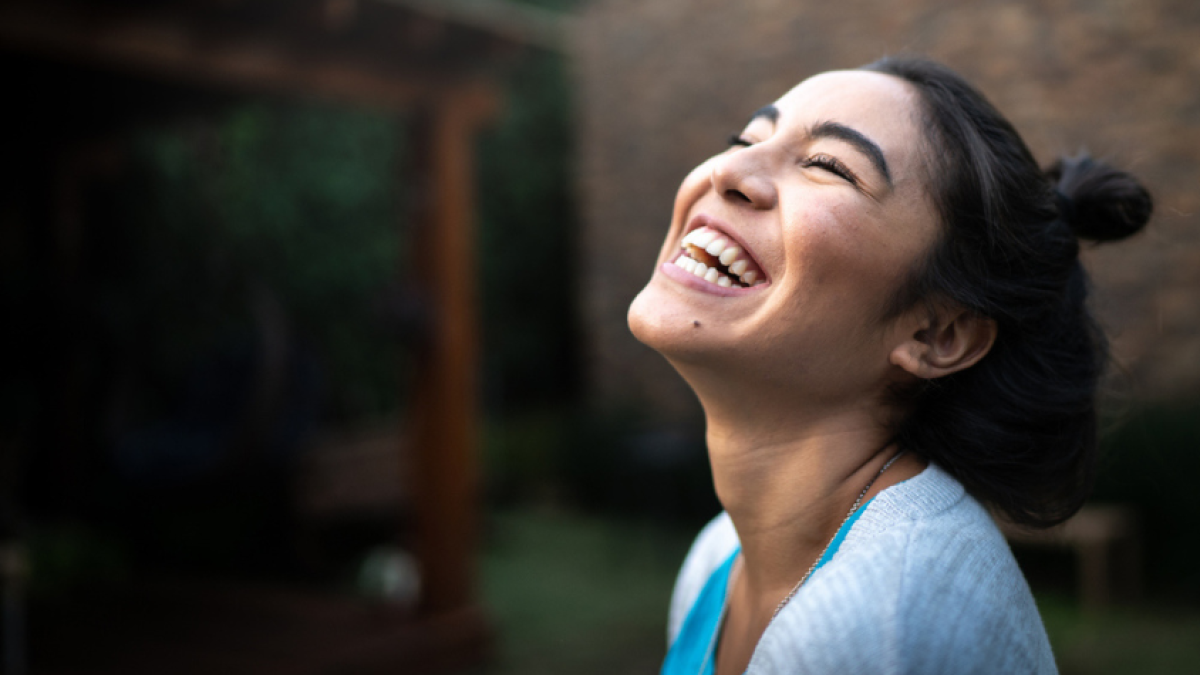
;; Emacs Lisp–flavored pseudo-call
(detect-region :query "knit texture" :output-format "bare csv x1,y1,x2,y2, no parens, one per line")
666,463,1057,674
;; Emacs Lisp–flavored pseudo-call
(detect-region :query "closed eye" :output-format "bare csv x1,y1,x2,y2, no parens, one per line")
802,153,860,187
728,136,864,191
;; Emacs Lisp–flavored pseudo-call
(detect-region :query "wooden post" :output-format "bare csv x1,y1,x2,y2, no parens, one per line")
406,85,498,615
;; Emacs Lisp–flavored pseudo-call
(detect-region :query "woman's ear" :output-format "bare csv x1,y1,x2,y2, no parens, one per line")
890,308,997,380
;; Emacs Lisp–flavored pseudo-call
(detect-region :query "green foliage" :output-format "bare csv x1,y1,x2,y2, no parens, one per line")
1093,399,1200,599
114,103,405,422
1038,592,1200,674
480,508,693,674
26,525,131,600
108,27,586,427
484,409,571,504
477,51,578,410
204,105,400,308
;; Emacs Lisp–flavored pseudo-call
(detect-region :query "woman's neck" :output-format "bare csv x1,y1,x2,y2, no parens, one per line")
701,395,922,600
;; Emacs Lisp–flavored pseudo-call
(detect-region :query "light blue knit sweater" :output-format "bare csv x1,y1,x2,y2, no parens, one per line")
667,463,1058,674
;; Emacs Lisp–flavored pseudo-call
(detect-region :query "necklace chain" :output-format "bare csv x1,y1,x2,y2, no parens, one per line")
768,450,906,621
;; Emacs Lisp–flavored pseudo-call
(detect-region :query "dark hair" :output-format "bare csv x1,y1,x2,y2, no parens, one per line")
862,57,1153,528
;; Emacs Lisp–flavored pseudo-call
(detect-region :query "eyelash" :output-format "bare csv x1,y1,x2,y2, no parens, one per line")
727,135,861,186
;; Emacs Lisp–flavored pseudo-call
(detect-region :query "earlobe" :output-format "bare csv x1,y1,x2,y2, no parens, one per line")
890,309,997,380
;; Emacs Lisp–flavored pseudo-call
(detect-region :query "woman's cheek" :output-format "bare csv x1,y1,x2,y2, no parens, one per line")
779,199,852,276
672,158,719,219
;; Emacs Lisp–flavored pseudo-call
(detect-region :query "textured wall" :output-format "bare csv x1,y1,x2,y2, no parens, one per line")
574,0,1200,421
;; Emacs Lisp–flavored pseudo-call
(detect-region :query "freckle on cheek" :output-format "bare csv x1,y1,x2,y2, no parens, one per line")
693,320,701,328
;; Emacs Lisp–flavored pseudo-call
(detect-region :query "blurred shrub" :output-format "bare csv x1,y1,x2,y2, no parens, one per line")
105,103,403,432
485,409,571,505
561,408,719,525
482,405,719,526
477,48,578,413
26,525,130,601
45,103,409,573
1093,399,1200,600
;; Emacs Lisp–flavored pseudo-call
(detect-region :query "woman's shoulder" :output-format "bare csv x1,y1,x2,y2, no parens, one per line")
666,511,740,645
751,463,1057,674
842,463,1044,623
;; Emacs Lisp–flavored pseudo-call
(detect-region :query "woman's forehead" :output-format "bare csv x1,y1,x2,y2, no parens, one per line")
769,70,925,182
773,70,919,120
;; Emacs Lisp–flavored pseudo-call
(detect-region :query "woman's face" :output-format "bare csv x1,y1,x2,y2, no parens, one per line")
628,70,941,405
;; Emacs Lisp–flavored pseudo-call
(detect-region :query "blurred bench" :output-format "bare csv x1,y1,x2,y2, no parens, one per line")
1000,504,1141,609
295,425,408,522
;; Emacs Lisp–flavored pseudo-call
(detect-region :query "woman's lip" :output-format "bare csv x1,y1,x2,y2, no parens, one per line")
660,260,769,296
677,213,767,279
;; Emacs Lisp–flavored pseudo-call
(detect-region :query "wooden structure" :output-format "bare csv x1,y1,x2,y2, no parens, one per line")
0,0,563,672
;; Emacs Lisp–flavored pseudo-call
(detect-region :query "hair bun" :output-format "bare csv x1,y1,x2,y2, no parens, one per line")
1046,153,1153,243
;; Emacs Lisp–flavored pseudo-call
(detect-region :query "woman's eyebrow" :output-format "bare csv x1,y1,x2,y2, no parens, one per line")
747,104,780,124
808,120,893,189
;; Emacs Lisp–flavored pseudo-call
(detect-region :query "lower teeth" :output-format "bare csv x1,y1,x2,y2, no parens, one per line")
677,254,747,287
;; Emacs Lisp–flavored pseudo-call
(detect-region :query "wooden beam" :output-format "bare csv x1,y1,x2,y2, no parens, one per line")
406,84,498,614
382,0,569,53
0,1,480,112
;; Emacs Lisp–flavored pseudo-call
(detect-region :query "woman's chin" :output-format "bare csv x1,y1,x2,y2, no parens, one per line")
627,283,667,348
628,280,709,359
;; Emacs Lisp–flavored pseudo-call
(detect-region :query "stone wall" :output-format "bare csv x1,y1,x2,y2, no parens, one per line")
573,0,1200,422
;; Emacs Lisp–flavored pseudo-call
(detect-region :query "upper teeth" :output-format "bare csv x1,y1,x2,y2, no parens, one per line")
689,230,718,248
677,227,764,288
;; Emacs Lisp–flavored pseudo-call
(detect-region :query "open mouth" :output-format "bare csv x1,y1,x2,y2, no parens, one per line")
671,225,765,289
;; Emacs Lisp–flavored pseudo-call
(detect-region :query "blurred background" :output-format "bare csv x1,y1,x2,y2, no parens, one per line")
1,0,1198,673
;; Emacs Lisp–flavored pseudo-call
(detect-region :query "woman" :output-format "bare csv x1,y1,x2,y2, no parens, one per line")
628,56,1152,675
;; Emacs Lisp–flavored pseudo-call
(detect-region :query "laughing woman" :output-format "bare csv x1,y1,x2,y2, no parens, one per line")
628,57,1152,675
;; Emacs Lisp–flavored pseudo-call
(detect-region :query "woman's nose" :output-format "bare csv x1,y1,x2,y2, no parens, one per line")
710,147,778,210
